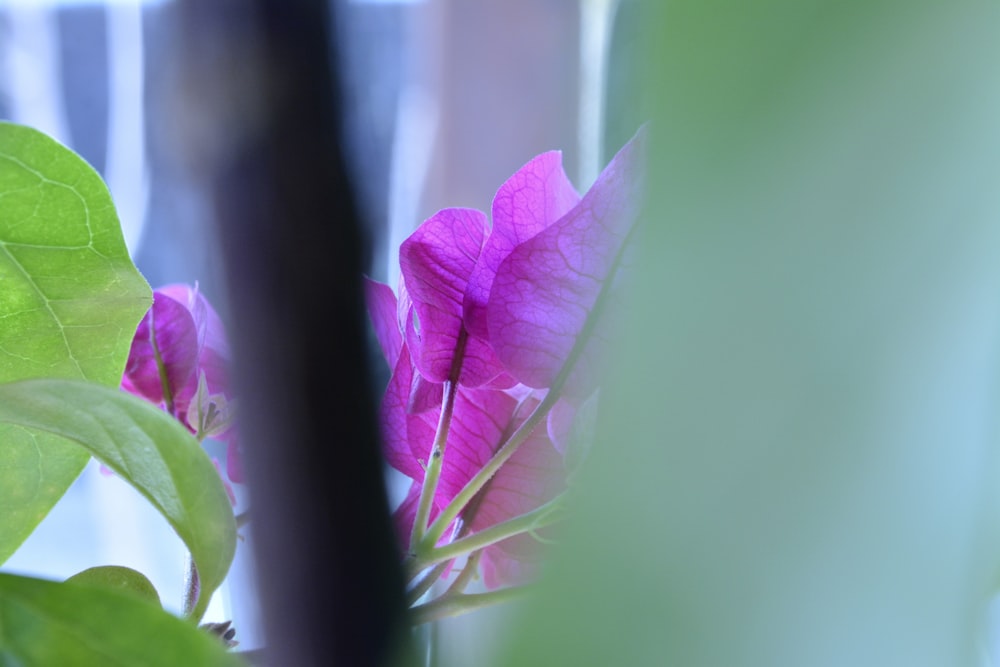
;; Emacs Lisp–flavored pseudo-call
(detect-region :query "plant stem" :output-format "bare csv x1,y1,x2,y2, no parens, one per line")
410,330,468,549
418,389,558,553
445,550,483,596
410,586,534,626
410,379,458,548
412,495,565,576
407,560,451,606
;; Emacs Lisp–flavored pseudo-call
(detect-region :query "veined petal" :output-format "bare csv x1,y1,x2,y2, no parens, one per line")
432,387,518,505
364,276,403,368
159,284,230,362
380,345,432,481
123,292,198,407
470,399,565,589
158,283,232,413
407,371,442,415
400,208,506,387
487,127,646,390
465,151,580,340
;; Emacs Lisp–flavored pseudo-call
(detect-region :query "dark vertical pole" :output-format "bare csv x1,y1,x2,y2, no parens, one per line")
174,2,411,665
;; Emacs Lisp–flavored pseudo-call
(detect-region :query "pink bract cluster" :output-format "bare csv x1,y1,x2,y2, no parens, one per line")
367,128,645,588
121,284,241,503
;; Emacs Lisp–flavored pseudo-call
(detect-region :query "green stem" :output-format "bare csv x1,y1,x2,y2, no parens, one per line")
410,379,458,548
410,586,534,626
445,550,483,596
411,495,566,576
406,560,451,606
418,389,558,553
410,329,468,549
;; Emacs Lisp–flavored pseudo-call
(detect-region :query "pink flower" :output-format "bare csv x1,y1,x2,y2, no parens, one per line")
367,279,564,588
399,126,645,395
366,127,645,588
122,284,242,486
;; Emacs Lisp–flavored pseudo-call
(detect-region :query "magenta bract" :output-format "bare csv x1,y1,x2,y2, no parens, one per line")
486,131,646,391
121,284,241,487
367,128,644,587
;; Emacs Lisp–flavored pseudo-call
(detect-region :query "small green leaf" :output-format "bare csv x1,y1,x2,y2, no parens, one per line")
0,573,245,666
0,378,236,621
0,122,152,563
66,565,161,607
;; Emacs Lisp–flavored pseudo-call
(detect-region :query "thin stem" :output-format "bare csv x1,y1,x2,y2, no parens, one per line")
412,495,566,576
445,550,483,596
235,510,251,529
406,560,451,606
410,586,534,626
410,329,468,548
410,379,458,548
418,389,558,552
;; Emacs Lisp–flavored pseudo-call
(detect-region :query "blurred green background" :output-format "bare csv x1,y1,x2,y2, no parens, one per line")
497,1,1000,665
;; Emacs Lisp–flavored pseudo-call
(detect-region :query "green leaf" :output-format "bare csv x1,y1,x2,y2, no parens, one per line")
65,566,161,607
0,573,245,666
0,122,152,563
0,379,236,621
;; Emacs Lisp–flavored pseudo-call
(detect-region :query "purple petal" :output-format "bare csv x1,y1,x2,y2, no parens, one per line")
123,292,199,407
400,208,506,387
159,284,230,362
432,387,518,505
469,402,565,588
379,345,432,481
364,276,403,368
396,274,413,335
161,284,231,411
407,371,442,414
465,151,580,340
487,128,646,390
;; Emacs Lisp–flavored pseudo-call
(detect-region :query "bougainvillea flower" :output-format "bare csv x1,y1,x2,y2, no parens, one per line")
366,278,563,587
396,127,644,395
155,283,231,416
400,208,509,388
484,128,645,391
463,150,581,341
121,284,241,485
366,128,644,589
